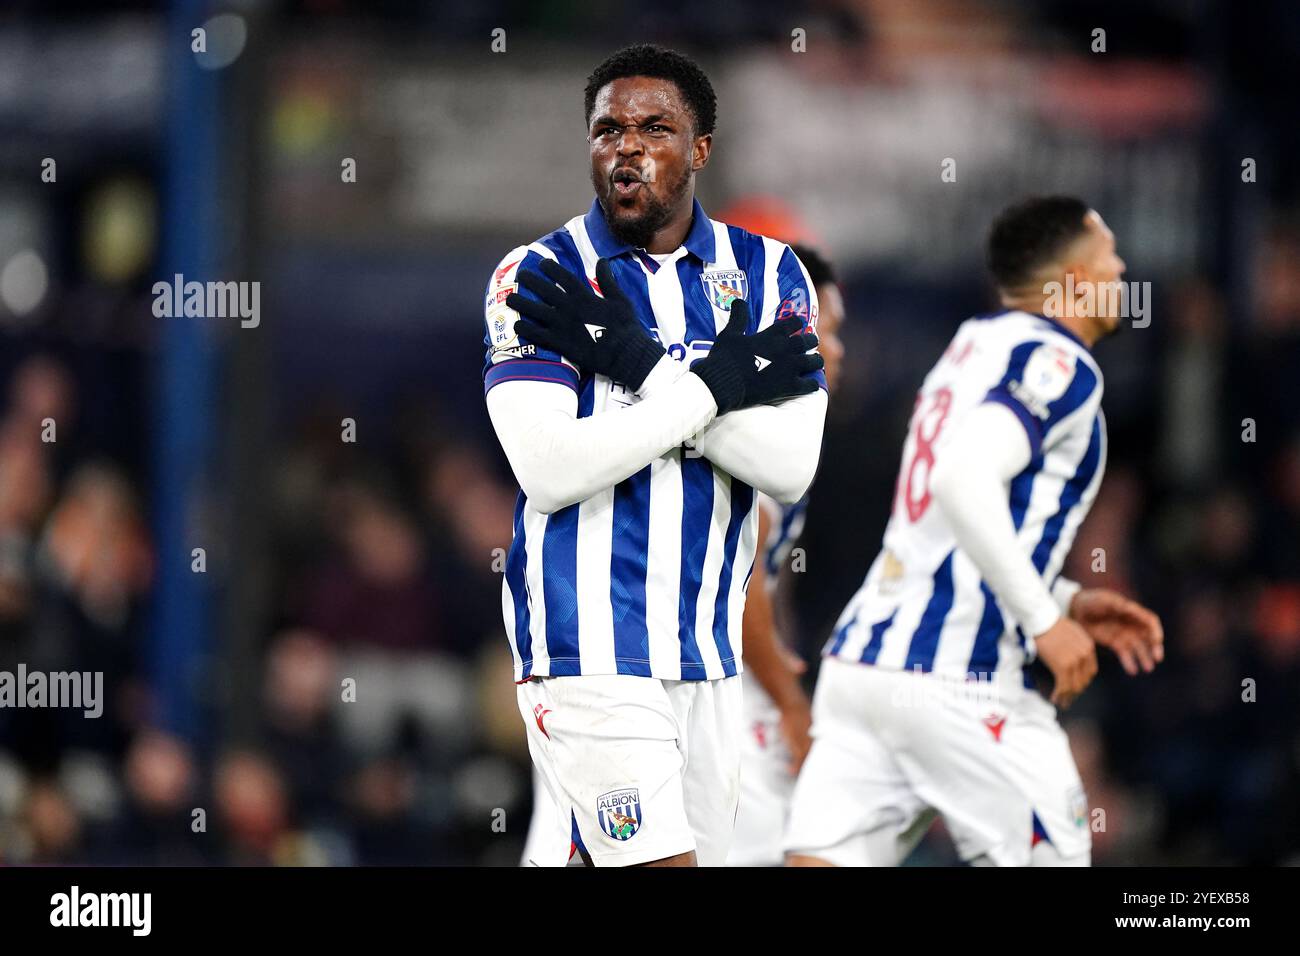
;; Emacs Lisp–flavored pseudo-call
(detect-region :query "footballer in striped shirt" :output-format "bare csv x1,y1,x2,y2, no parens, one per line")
488,44,827,867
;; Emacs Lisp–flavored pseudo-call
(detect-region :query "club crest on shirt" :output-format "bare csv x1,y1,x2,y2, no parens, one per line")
700,269,748,311
596,788,642,841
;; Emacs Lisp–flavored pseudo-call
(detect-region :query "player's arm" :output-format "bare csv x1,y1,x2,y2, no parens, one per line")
690,390,827,504
928,401,1098,706
484,249,712,513
691,247,829,504
741,506,812,773
486,254,817,514
486,372,717,515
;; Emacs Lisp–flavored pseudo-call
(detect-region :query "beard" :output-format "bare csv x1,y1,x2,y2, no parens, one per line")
598,164,692,250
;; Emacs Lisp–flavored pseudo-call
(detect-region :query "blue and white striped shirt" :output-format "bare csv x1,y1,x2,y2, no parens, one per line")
484,198,824,682
825,309,1106,689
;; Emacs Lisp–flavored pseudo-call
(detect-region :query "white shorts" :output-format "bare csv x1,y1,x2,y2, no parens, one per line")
517,673,741,867
521,766,575,867
785,658,1091,866
727,672,796,866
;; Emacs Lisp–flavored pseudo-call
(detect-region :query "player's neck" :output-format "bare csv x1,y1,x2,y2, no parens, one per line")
642,202,695,255
1001,294,1099,348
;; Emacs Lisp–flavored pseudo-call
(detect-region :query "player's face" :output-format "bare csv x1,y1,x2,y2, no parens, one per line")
1072,210,1127,336
815,282,846,393
588,76,711,249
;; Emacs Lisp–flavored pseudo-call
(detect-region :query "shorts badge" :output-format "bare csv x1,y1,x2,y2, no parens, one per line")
597,788,642,841
1068,786,1088,829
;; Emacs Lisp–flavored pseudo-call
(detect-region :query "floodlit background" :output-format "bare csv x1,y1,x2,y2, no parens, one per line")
0,0,1297,865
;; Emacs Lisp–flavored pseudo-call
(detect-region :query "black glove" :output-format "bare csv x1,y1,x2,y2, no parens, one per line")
505,257,664,391
691,300,824,414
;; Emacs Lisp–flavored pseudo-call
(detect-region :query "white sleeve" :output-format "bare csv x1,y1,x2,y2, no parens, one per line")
636,352,689,398
929,401,1063,652
486,365,717,514
1052,576,1082,615
688,389,828,505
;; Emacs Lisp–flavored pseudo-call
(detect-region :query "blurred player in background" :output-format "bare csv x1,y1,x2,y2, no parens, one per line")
726,244,846,867
485,44,827,867
785,197,1164,867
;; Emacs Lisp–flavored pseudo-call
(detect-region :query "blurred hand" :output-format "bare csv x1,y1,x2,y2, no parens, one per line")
1034,616,1098,709
1070,588,1165,676
780,645,807,676
779,699,813,776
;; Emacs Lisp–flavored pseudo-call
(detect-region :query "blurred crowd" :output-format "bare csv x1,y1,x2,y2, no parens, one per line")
0,351,533,865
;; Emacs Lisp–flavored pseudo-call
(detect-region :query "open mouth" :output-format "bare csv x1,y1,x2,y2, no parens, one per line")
612,167,644,199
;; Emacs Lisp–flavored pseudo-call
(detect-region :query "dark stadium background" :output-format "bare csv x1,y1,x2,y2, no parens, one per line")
0,0,1296,865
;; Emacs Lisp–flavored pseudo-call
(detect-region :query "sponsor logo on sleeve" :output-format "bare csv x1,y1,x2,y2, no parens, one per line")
493,257,523,288
776,287,809,323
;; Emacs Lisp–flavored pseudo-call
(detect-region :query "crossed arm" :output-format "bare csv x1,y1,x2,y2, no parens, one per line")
486,355,827,515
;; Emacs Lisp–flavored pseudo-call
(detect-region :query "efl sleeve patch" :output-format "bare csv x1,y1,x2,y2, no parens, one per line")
1007,344,1076,420
481,246,579,381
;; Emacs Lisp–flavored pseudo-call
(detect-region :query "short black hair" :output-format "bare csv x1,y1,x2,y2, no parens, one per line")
584,44,717,137
986,196,1091,290
790,243,837,289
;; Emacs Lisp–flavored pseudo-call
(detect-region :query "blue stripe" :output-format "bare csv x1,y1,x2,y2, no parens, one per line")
677,458,714,678
483,358,579,395
765,498,806,576
612,254,658,347
984,342,1099,459
1008,450,1041,531
903,551,957,672
537,230,585,273
675,248,725,681
712,479,754,676
966,582,1004,679
505,494,533,677
576,375,595,418
611,465,652,676
983,340,1042,451
676,255,721,347
571,811,588,857
727,224,766,329
984,390,1043,458
541,505,581,675
860,610,898,665
1044,361,1099,433
825,607,859,658
774,242,828,389
992,340,1040,388
1030,416,1103,573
